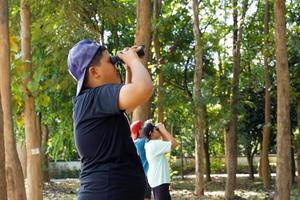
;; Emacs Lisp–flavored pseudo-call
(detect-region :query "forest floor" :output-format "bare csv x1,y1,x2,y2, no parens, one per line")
43,174,299,200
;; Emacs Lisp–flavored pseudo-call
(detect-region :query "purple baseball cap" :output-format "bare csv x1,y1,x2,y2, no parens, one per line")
67,39,105,96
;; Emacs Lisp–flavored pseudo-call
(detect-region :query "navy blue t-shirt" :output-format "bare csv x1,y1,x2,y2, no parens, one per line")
73,84,146,200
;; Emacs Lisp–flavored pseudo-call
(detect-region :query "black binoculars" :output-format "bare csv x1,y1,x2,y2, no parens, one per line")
110,45,145,65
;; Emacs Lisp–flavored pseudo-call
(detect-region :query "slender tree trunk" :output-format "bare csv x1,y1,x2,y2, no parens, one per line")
132,0,152,122
180,137,184,180
225,0,239,198
261,0,272,190
225,1,248,199
192,0,205,195
41,124,50,182
274,1,291,199
0,1,27,199
224,126,229,169
0,2,8,199
246,150,255,180
291,132,296,184
204,127,211,182
153,0,164,123
0,94,7,200
296,98,300,195
21,1,43,199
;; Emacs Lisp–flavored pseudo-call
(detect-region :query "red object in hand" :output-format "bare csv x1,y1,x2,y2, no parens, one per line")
130,121,142,141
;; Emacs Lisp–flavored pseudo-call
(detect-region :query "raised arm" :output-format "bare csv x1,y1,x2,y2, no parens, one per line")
156,123,177,149
118,47,153,112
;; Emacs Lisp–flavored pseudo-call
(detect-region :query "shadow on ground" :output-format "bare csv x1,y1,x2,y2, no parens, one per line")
43,176,299,200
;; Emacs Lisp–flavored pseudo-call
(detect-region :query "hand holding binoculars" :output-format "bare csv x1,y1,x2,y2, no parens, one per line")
110,45,145,65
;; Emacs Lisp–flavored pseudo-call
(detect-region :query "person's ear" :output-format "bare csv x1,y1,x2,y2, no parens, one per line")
88,66,101,78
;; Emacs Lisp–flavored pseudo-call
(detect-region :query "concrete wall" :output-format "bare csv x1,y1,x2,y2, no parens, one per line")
49,154,282,177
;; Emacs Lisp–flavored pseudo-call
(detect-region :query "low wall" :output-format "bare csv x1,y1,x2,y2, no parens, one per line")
48,154,295,178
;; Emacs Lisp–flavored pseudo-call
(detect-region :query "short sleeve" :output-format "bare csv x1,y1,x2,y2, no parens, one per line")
151,141,171,157
92,84,124,116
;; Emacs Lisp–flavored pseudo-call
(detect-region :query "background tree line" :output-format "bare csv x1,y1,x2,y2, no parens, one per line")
0,0,299,200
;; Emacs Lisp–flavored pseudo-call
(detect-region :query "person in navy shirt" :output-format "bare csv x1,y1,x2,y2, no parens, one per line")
68,39,153,200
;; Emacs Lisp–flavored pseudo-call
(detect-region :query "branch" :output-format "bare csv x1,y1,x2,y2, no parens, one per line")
184,57,193,99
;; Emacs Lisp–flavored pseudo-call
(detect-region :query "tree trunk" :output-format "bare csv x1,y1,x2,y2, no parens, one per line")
192,0,205,196
274,1,291,199
132,0,152,122
296,98,300,195
246,150,255,181
204,127,211,182
21,1,43,200
0,2,8,199
41,124,50,182
261,0,271,190
291,132,296,184
225,0,239,198
180,137,184,180
17,142,27,178
153,0,164,123
0,1,27,199
0,94,7,200
225,1,248,199
224,126,229,169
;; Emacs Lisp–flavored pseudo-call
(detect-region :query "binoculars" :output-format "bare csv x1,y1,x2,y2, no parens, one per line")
110,45,145,65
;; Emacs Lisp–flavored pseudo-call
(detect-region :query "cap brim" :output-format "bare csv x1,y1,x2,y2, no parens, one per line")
76,68,87,96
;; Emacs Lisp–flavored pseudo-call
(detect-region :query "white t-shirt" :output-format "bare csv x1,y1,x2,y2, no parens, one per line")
145,140,172,188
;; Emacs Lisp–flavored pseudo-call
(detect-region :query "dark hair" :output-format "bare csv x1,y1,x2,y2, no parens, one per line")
83,46,107,89
89,46,107,67
142,121,156,141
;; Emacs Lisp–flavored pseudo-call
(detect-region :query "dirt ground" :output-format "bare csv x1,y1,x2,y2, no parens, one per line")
43,175,299,200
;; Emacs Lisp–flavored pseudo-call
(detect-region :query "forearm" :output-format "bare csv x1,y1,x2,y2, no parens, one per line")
159,127,177,149
128,60,153,94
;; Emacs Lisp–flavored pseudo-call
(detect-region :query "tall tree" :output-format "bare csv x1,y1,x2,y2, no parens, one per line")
225,0,239,198
132,0,152,122
0,1,8,199
0,0,27,199
274,0,291,199
261,0,271,190
20,0,43,199
225,0,248,199
153,0,164,123
192,0,205,196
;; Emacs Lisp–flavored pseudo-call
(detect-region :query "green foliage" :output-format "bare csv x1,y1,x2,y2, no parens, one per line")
6,0,300,164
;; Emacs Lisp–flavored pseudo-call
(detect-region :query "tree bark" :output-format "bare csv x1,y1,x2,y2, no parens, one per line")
180,137,184,180
296,98,300,195
17,142,27,178
0,94,7,200
225,0,239,198
21,1,43,199
246,150,255,181
0,2,8,199
274,0,291,199
132,0,152,122
204,127,211,182
192,0,205,196
225,1,248,199
41,124,50,182
291,143,296,184
0,0,27,199
153,0,164,123
261,0,271,190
